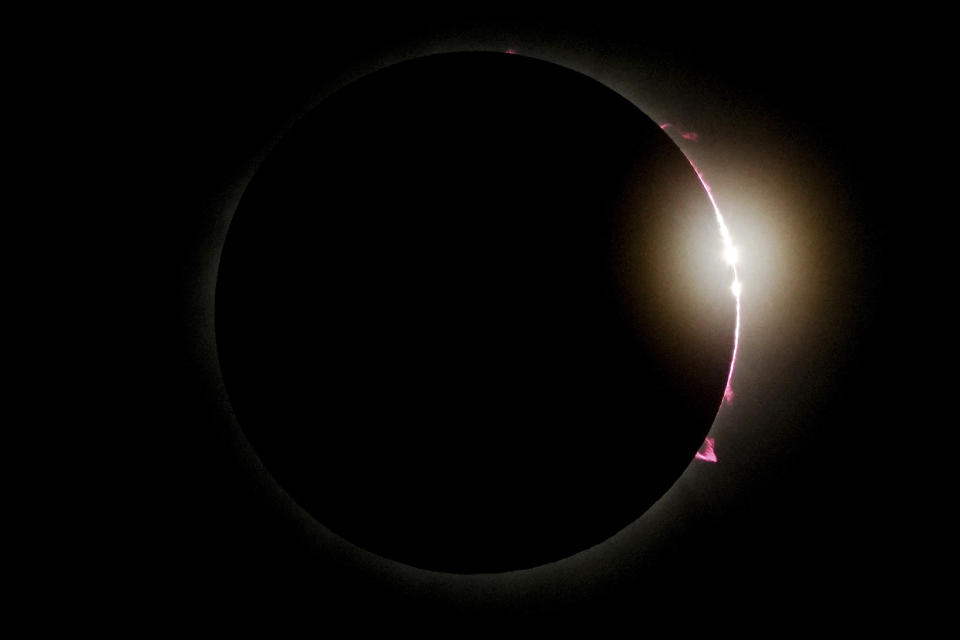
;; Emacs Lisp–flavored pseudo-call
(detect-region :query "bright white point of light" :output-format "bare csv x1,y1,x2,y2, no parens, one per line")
686,159,742,414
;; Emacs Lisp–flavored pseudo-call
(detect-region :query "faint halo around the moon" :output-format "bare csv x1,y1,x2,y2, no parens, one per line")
214,51,735,574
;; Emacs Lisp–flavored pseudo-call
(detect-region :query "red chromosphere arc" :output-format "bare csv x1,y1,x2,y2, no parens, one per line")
690,160,741,412
660,123,743,464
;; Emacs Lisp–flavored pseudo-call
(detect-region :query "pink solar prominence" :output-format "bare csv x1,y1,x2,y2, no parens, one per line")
695,437,718,463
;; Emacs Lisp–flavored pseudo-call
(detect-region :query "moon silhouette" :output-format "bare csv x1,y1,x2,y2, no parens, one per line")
214,52,735,573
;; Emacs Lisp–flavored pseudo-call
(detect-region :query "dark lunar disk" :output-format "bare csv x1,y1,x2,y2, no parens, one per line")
215,52,735,573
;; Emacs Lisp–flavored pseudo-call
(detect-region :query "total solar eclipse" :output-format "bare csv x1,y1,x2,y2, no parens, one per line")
215,52,735,573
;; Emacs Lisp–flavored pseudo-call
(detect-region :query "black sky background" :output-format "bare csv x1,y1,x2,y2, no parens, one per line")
89,12,935,629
